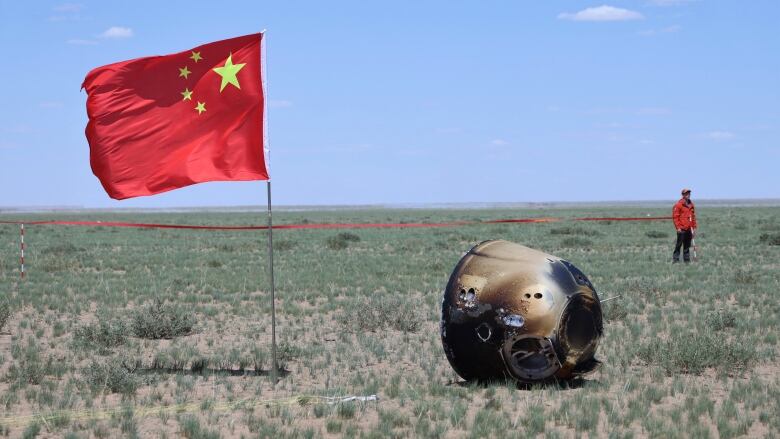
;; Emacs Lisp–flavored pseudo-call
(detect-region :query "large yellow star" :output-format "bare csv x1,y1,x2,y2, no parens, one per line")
179,66,191,79
181,88,193,101
190,51,202,63
212,53,245,92
195,101,206,115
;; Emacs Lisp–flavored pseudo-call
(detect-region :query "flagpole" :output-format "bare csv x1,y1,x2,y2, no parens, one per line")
20,224,25,280
267,181,278,385
261,29,278,386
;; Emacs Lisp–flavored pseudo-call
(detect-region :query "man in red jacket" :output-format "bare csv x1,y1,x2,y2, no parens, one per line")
672,188,697,263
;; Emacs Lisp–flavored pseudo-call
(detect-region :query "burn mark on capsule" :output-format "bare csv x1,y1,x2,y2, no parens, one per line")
548,260,579,295
516,300,530,314
561,260,594,289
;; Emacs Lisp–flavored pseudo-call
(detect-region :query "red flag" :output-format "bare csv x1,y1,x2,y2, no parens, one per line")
82,33,268,200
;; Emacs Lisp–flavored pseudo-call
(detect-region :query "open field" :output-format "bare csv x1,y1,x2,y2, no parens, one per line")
0,205,778,438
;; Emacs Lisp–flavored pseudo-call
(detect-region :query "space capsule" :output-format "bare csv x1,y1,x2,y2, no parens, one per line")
441,240,603,382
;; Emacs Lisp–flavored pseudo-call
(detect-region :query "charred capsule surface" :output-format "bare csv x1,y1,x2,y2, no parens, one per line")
440,240,603,382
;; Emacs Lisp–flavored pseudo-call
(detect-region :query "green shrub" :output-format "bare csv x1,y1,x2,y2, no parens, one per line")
45,242,85,255
603,301,628,322
379,408,411,430
705,309,737,331
326,232,361,250
338,295,422,333
637,332,755,375
522,404,546,435
276,341,302,370
550,226,602,236
6,342,56,385
560,236,594,248
758,233,780,245
626,279,665,299
131,299,195,339
471,407,512,437
733,269,757,284
83,357,139,395
118,404,137,437
151,344,199,370
326,420,342,434
337,402,356,419
73,318,128,353
273,239,297,251
179,415,221,439
21,422,41,439
0,300,10,333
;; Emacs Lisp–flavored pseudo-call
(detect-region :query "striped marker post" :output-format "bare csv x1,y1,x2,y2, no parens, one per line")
20,224,25,280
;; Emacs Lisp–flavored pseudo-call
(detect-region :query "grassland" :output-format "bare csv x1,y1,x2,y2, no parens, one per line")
0,205,778,438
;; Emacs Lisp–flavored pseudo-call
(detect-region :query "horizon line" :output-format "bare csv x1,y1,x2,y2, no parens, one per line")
2,198,779,214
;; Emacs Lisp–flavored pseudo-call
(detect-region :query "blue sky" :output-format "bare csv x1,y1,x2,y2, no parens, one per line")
0,1,778,208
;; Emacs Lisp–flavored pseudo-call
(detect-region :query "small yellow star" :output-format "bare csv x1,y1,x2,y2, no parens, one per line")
195,101,206,115
179,66,191,79
181,88,193,101
190,51,202,63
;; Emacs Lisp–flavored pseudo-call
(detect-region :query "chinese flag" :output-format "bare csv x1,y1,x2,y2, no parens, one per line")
82,33,268,200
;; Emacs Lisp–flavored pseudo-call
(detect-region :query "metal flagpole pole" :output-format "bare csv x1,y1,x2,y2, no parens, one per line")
261,29,278,385
20,224,25,280
267,181,277,384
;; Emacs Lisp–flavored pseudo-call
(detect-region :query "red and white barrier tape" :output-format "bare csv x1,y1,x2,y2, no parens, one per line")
575,216,673,222
0,216,672,232
2,216,672,280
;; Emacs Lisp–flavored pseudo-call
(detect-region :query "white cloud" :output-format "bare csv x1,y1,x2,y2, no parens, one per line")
49,3,84,21
647,0,694,6
100,26,133,39
558,5,644,22
491,139,509,146
50,15,79,22
638,25,682,36
53,3,83,12
268,100,293,108
67,38,98,45
703,131,736,141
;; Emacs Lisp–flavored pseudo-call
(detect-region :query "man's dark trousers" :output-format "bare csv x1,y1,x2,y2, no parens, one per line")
673,229,693,263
